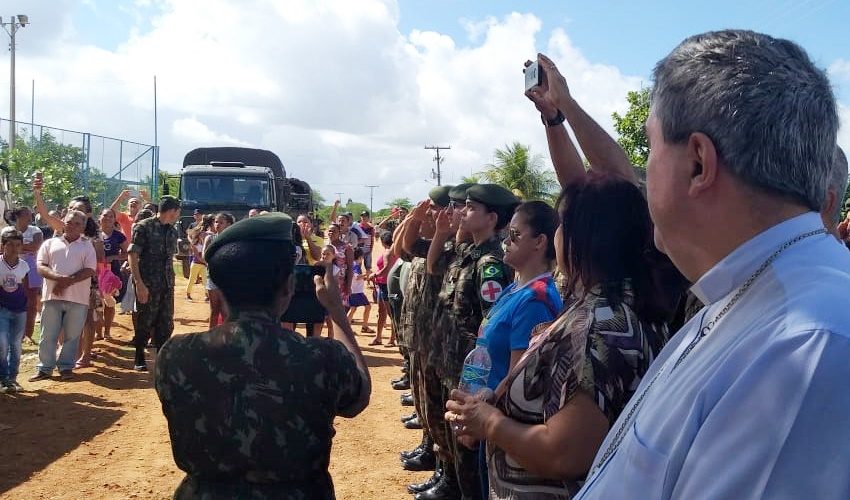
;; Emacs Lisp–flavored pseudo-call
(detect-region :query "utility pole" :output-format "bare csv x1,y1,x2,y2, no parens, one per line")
334,192,344,205
365,185,379,215
425,145,450,186
1,14,29,150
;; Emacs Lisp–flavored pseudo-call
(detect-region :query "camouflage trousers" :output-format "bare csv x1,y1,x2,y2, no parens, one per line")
134,286,174,351
418,358,481,500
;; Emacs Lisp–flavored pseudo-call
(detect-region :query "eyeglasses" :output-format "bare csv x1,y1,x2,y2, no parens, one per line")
508,227,521,244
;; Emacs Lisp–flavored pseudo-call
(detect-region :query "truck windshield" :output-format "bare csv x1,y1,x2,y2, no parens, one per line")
181,175,270,207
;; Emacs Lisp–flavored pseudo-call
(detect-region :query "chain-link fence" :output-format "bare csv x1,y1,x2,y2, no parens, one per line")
0,118,159,210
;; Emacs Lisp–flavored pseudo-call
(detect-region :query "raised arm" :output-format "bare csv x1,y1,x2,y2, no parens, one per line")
401,201,430,255
32,174,64,233
533,53,637,186
110,189,130,212
329,199,340,225
426,209,453,275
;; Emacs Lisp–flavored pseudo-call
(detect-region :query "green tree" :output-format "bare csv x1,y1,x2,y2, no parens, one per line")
385,197,413,211
479,142,557,201
461,174,482,184
612,87,651,168
1,132,87,210
311,189,326,210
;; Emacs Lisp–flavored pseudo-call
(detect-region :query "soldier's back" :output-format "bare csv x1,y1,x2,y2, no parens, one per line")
155,312,363,499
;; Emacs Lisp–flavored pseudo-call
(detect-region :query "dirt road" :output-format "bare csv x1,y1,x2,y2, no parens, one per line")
0,273,431,499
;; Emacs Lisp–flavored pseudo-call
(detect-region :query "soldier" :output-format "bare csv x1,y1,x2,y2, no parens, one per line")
126,196,180,371
155,213,371,499
395,186,453,492
420,184,518,500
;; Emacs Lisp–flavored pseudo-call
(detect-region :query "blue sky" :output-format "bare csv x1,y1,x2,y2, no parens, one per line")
3,0,849,207
395,0,850,100
66,0,850,97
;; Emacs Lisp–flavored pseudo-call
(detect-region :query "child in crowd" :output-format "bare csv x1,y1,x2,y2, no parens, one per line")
321,244,344,339
368,230,397,346
0,228,29,393
347,247,373,333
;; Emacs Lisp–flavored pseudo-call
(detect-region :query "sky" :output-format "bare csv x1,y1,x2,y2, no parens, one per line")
1,0,849,210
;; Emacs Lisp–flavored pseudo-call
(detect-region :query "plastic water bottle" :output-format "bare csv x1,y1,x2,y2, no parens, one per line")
458,337,492,396
452,337,492,432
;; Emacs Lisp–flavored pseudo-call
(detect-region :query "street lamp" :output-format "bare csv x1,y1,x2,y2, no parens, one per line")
1,14,29,150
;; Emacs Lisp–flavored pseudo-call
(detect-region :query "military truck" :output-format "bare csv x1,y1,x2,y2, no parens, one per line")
174,147,313,277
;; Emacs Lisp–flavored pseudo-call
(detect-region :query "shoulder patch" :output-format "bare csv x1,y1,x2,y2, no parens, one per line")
482,264,504,279
480,280,504,303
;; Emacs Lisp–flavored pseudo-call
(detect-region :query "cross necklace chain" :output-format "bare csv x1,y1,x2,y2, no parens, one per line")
586,227,827,480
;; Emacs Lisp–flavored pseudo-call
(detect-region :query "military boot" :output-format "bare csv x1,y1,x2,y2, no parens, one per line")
400,432,430,460
408,466,443,494
402,446,436,471
392,372,411,390
414,469,460,500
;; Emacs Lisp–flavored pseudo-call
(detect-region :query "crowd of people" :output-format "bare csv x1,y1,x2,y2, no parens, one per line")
3,28,850,500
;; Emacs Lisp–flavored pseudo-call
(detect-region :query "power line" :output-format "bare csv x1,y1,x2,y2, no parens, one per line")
425,145,450,186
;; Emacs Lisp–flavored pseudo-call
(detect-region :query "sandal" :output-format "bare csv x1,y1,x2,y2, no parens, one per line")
368,339,382,346
361,326,374,333
75,360,92,369
385,342,397,347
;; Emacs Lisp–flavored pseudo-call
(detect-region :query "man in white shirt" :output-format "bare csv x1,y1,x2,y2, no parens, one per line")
576,30,850,499
29,210,97,382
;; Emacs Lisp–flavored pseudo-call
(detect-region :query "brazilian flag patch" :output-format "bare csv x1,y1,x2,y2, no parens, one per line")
482,264,503,279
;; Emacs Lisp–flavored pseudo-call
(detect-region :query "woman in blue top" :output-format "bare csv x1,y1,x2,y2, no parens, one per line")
473,200,562,494
480,200,562,390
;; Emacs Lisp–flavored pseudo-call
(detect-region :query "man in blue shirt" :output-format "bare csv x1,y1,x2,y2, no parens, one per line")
576,30,850,500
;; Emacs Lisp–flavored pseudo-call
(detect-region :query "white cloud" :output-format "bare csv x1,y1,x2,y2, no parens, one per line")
172,117,249,146
829,59,850,82
0,1,657,207
838,104,850,156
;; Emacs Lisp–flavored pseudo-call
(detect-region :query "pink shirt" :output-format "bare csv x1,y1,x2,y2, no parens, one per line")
37,235,97,305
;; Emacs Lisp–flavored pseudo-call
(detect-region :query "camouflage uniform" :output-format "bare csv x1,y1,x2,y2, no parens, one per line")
128,216,178,353
155,310,364,499
400,240,437,435
434,235,512,500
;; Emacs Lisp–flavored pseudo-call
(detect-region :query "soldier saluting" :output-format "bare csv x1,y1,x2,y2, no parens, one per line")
420,184,518,500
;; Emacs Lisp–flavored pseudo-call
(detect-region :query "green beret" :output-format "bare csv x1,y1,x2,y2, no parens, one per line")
204,212,293,261
466,183,520,209
448,183,476,203
428,185,454,208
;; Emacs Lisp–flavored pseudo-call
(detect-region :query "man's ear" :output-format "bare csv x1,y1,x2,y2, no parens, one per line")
687,132,719,197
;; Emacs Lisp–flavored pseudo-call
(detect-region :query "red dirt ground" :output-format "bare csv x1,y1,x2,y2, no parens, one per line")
0,272,430,499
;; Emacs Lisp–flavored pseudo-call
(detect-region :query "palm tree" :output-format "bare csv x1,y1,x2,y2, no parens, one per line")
479,142,558,201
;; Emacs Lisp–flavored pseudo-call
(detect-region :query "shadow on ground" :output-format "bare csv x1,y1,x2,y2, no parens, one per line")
0,391,125,494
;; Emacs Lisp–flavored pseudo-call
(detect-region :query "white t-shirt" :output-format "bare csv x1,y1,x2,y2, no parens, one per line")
351,262,366,294
0,256,30,311
22,225,42,245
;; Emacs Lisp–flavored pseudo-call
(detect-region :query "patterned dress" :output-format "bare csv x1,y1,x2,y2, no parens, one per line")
488,284,668,499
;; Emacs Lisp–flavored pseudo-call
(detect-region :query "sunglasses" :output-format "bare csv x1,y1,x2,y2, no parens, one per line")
508,227,521,244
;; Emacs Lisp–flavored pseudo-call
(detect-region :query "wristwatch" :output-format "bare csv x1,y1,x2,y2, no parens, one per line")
541,109,565,127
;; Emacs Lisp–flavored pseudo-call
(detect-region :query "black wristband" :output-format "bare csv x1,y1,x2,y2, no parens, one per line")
542,109,565,127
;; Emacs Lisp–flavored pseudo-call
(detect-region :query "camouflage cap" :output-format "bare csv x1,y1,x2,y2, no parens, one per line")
466,183,520,209
204,212,293,261
448,183,476,204
428,185,454,208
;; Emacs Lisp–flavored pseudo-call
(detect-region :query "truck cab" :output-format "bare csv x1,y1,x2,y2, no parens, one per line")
173,147,313,277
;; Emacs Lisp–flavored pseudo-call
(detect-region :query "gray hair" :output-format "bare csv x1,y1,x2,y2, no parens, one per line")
63,209,87,223
828,146,849,224
651,30,838,211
